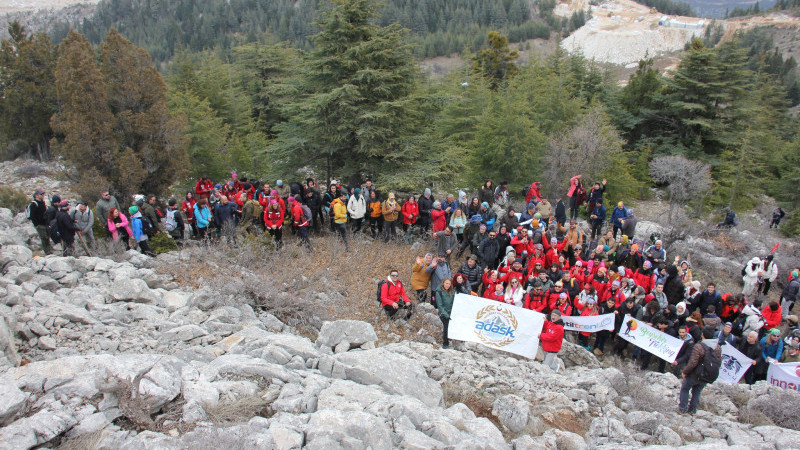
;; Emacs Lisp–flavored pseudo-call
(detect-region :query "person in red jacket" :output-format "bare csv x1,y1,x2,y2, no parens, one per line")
194,177,214,199
381,269,413,319
482,269,502,296
577,298,599,350
542,235,566,268
510,234,535,259
401,195,419,233
290,195,312,250
602,280,627,307
431,202,447,233
552,293,573,317
592,268,611,301
500,259,525,285
181,191,197,237
525,282,548,311
484,283,506,302
762,301,783,330
526,181,543,204
633,260,656,294
540,309,565,371
264,200,284,246
545,282,567,312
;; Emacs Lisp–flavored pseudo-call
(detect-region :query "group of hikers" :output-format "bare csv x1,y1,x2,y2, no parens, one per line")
25,171,799,414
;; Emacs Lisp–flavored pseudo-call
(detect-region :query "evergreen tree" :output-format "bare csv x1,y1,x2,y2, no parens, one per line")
472,30,519,90
271,0,420,180
0,22,58,160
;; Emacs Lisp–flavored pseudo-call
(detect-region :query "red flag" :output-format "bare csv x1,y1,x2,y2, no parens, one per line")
771,243,780,253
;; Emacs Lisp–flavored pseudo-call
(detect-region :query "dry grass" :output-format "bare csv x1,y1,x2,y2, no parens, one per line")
155,229,452,340
203,394,271,425
442,381,503,430
607,361,675,414
745,389,800,431
55,430,108,450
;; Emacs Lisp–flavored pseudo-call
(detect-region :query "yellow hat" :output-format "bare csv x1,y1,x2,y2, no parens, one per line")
532,219,539,227
618,201,624,208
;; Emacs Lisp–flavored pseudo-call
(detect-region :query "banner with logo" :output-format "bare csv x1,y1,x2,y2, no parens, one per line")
617,314,684,363
448,294,546,359
767,362,800,392
718,343,754,384
562,313,615,333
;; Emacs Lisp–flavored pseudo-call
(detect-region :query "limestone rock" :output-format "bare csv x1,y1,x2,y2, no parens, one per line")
305,409,392,450
492,394,531,434
316,320,378,351
0,384,29,424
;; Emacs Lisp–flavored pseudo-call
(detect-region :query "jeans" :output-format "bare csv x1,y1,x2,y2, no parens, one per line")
384,300,412,319
591,223,603,240
569,197,579,220
384,220,398,242
781,297,794,319
297,225,312,250
335,223,349,250
594,331,611,352
369,216,383,238
758,280,771,296
679,376,707,413
440,316,450,346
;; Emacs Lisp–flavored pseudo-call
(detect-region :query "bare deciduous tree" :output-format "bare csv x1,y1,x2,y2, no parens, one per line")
649,155,712,222
543,107,624,198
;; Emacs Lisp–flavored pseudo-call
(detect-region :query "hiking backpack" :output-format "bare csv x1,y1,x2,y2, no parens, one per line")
141,215,157,237
164,209,178,232
301,204,313,222
731,314,747,337
696,345,721,383
48,218,61,244
25,201,35,220
376,280,387,304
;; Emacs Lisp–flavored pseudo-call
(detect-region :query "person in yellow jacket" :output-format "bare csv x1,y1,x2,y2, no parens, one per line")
332,191,349,250
382,192,400,243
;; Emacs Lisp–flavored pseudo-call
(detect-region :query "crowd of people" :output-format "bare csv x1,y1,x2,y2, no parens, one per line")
25,171,800,413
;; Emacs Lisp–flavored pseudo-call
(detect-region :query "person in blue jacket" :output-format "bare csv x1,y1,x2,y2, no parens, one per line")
193,197,212,240
589,199,607,240
610,201,628,239
758,328,784,381
129,206,155,256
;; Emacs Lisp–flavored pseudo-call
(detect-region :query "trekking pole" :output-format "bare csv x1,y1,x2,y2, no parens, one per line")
77,233,92,257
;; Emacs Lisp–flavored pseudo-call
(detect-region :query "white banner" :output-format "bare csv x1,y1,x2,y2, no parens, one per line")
448,293,545,359
617,314,684,363
718,343,753,384
767,362,800,392
562,313,616,333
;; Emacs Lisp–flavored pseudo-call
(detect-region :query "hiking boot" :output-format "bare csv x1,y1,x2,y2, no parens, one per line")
442,343,450,349
593,348,603,356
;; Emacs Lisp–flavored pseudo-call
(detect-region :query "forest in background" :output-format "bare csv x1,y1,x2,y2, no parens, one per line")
1,0,800,235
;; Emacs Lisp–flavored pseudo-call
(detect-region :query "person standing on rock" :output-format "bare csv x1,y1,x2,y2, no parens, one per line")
435,278,456,348
678,325,721,415
27,189,51,254
411,254,435,303
129,206,155,256
95,190,121,237
540,309,565,372
70,201,95,251
55,201,80,256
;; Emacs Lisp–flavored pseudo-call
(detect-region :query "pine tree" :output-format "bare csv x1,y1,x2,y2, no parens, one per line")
0,22,58,160
472,31,519,90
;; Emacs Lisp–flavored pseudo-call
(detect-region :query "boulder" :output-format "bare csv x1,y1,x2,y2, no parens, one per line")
0,407,78,450
0,245,32,267
110,278,156,303
542,429,587,450
492,394,531,434
138,359,184,414
305,409,392,450
333,346,443,407
0,384,29,424
651,425,682,446
557,340,600,368
316,320,378,351
164,325,207,342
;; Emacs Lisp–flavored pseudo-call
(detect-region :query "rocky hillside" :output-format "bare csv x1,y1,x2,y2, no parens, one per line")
1,205,800,449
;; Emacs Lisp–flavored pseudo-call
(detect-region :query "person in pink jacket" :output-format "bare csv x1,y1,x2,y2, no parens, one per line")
107,207,133,250
566,174,583,221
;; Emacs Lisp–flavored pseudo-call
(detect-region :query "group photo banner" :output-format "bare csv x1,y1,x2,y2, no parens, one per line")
617,314,684,363
767,362,800,392
718,342,754,384
448,294,546,359
562,313,615,333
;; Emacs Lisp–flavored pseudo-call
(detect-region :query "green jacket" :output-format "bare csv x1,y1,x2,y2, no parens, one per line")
435,288,455,319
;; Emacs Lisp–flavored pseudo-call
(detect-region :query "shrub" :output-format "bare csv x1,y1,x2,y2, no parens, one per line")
0,186,30,213
13,162,46,179
745,388,800,430
148,232,179,254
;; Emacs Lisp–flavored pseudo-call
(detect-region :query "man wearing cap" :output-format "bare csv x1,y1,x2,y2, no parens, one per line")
760,328,784,371
55,201,80,256
589,199,607,241
275,179,291,203
645,240,667,270
70,201,95,250
45,194,60,225
431,201,447,233
610,201,628,239
28,189,51,254
540,309,565,372
679,325,722,414
418,188,434,232
479,202,496,231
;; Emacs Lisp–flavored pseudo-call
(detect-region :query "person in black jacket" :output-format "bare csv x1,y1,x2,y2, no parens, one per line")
55,201,79,256
45,194,60,225
304,183,323,232
737,331,763,384
459,256,483,292
695,284,722,315
664,265,685,306
28,189,51,254
554,196,567,225
418,188,435,232
477,231,501,270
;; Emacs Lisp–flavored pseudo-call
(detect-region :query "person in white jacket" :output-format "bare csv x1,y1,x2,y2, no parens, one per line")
741,304,766,337
758,254,778,296
504,277,525,307
347,187,367,233
742,256,762,297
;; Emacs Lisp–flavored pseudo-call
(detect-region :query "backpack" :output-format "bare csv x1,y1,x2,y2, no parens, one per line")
25,201,35,220
696,344,721,383
741,264,747,277
376,280,388,304
522,185,531,197
164,209,178,232
141,215,156,237
48,218,61,244
731,314,747,337
301,204,313,222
